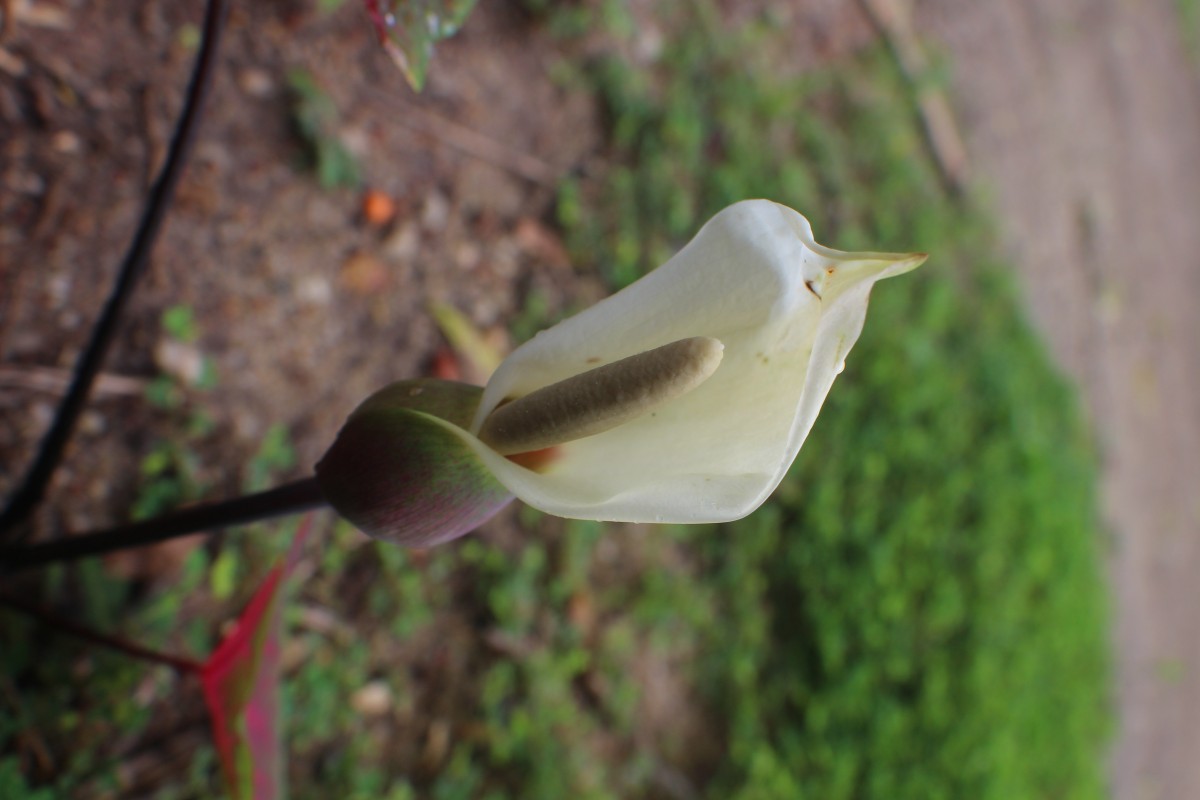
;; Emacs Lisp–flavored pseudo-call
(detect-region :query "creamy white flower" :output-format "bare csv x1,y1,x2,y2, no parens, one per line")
429,199,926,524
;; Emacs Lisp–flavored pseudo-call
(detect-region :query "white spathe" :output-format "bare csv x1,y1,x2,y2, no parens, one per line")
449,199,925,523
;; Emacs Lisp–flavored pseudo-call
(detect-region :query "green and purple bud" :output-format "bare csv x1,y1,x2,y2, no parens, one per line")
315,379,513,548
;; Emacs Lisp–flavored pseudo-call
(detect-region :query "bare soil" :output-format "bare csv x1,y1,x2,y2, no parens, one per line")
0,1,602,537
1,2,607,789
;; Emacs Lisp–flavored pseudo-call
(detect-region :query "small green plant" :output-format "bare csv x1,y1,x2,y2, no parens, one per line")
132,305,220,520
0,756,58,799
1179,0,1200,64
506,288,554,344
287,69,361,189
363,0,479,90
245,423,297,494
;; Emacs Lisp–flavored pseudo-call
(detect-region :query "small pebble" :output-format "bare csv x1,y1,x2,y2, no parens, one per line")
296,274,333,305
51,130,83,154
383,222,419,262
421,191,450,232
351,681,393,717
238,67,275,98
154,339,206,386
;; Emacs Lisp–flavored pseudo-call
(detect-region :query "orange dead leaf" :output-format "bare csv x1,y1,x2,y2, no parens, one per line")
339,252,389,295
362,189,397,227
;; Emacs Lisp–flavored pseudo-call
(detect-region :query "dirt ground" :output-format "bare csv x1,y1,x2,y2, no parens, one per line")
0,1,605,537
2,0,1197,797
0,4,609,787
912,0,1200,797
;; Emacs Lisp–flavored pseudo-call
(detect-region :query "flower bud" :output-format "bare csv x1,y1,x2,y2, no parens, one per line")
315,379,513,547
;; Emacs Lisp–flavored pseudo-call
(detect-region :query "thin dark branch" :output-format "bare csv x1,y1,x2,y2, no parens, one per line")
0,0,230,541
0,591,204,674
0,478,328,574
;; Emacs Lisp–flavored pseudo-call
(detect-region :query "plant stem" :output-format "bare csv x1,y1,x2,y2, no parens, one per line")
0,478,328,574
0,592,204,674
0,0,230,542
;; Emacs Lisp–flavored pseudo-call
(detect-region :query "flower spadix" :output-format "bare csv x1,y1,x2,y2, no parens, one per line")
317,199,925,544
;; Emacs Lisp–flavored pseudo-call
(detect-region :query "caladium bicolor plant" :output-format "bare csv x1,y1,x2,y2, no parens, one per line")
316,200,925,546
201,520,310,800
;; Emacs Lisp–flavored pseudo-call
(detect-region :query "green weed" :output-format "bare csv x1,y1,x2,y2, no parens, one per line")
288,69,362,190
132,305,220,520
547,6,1110,799
1179,0,1200,65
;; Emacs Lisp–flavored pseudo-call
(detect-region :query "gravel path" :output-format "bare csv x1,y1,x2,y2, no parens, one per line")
912,1,1200,797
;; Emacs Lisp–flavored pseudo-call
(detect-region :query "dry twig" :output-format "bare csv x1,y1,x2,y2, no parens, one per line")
381,96,559,186
0,365,145,397
859,0,970,192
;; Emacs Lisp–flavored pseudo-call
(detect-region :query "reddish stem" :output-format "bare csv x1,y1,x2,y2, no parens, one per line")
0,592,203,674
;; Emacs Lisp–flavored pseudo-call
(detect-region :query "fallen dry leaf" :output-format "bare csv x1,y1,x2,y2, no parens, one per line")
514,216,571,268
361,189,397,227
339,251,389,295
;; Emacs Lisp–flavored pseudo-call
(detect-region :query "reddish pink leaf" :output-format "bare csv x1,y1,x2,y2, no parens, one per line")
201,517,310,800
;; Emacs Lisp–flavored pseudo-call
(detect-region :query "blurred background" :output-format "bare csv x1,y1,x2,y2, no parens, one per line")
1,0,1197,798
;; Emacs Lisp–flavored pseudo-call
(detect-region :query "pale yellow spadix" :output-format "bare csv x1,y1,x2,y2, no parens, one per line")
477,337,724,456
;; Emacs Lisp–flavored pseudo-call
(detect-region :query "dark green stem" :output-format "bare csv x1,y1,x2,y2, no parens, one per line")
0,478,327,574
0,0,229,542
